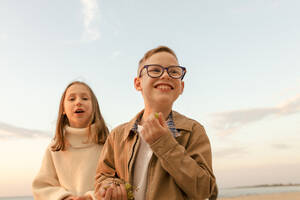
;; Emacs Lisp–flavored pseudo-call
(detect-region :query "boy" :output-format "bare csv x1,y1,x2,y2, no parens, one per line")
95,46,218,200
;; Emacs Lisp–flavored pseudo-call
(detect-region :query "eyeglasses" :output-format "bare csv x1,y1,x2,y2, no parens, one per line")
139,64,186,80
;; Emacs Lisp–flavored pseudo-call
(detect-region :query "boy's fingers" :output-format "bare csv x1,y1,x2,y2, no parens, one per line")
99,183,112,198
99,187,106,197
104,187,113,200
157,112,166,127
111,184,118,200
116,185,122,200
120,184,128,200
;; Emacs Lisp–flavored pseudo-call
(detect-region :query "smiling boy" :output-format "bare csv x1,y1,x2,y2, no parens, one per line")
95,46,218,200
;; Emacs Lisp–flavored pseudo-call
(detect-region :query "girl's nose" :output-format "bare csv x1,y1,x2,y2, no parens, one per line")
76,101,82,106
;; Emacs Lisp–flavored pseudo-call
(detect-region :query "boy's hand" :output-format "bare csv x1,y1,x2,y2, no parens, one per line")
140,112,170,145
97,183,127,200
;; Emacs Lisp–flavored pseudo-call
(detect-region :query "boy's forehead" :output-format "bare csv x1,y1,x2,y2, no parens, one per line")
142,52,178,66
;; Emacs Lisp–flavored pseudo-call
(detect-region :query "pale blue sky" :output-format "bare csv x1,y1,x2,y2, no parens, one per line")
0,0,300,196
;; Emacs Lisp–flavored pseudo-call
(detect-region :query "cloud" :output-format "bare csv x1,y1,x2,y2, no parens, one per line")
277,95,300,115
277,81,300,98
210,95,300,136
271,143,290,150
80,0,101,41
109,50,121,60
230,0,281,14
0,33,8,41
214,147,247,158
0,122,51,140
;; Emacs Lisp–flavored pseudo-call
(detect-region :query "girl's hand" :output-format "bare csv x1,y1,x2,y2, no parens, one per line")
74,195,93,200
63,196,77,200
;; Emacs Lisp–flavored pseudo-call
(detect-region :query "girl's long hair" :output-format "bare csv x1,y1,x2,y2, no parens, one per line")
51,81,109,151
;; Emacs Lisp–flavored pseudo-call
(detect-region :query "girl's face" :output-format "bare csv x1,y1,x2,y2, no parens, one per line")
63,84,93,128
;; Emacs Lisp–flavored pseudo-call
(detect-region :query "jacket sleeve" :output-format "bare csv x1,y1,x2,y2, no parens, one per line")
32,147,72,200
94,130,118,199
150,122,218,200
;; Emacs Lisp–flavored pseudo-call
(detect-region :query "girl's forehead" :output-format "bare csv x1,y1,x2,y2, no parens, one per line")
66,84,91,95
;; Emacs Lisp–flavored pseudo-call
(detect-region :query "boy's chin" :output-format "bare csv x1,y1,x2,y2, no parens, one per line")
152,97,175,107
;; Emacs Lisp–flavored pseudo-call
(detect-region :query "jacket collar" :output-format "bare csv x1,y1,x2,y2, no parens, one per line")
122,110,144,141
172,111,194,132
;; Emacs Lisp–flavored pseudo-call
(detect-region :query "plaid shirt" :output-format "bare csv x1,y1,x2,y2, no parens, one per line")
131,111,180,138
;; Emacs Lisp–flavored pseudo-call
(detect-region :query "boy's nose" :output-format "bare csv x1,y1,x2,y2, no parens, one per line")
161,69,170,79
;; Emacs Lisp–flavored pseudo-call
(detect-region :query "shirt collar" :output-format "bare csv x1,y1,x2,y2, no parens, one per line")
130,111,180,138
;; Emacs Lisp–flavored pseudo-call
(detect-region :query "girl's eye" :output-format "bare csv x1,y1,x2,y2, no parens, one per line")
69,97,75,101
82,97,89,100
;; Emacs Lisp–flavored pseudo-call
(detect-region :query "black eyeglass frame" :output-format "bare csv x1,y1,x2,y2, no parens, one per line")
139,64,187,80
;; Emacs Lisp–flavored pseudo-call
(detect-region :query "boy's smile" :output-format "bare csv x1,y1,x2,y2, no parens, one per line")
154,82,174,91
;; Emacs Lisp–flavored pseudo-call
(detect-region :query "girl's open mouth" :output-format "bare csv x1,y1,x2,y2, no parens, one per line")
75,109,85,113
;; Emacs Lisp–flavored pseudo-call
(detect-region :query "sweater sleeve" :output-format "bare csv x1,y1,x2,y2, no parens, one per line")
84,190,97,200
32,147,73,200
150,122,218,200
94,130,119,199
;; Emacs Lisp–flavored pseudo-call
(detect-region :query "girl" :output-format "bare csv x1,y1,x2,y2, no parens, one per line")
32,81,109,200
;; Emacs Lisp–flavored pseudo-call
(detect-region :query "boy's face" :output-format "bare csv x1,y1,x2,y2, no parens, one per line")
134,51,184,109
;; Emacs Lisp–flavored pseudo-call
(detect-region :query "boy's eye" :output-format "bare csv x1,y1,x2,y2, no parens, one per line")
169,69,180,75
148,67,162,74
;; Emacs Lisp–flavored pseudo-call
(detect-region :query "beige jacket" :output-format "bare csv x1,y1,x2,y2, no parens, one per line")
95,111,218,200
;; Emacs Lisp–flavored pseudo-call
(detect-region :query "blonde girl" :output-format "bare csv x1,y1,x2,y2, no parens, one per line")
32,81,109,200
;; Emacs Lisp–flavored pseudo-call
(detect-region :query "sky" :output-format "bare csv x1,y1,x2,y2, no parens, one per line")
0,0,300,197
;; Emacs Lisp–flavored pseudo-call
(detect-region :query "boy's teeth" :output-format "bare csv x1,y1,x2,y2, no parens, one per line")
157,85,171,90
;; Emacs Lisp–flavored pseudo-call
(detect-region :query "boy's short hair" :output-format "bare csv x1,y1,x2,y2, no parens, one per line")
137,45,178,75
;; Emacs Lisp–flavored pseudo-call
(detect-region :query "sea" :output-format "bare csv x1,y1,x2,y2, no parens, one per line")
0,185,299,199
219,185,300,198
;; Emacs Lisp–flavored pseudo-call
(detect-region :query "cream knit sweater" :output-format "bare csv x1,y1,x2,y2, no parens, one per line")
32,125,103,200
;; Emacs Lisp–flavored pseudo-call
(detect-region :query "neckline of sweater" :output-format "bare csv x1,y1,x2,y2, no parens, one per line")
64,124,96,148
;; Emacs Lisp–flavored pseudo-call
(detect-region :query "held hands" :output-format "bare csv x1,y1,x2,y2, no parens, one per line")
74,196,93,200
98,183,128,200
140,112,170,145
64,195,92,200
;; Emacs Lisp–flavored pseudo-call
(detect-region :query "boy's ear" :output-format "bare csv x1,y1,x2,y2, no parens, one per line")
180,81,184,95
134,77,142,91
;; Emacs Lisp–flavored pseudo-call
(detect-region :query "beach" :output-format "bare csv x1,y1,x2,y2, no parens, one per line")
219,191,300,200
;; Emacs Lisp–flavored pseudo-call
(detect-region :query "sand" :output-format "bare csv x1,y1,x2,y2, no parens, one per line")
218,192,300,200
